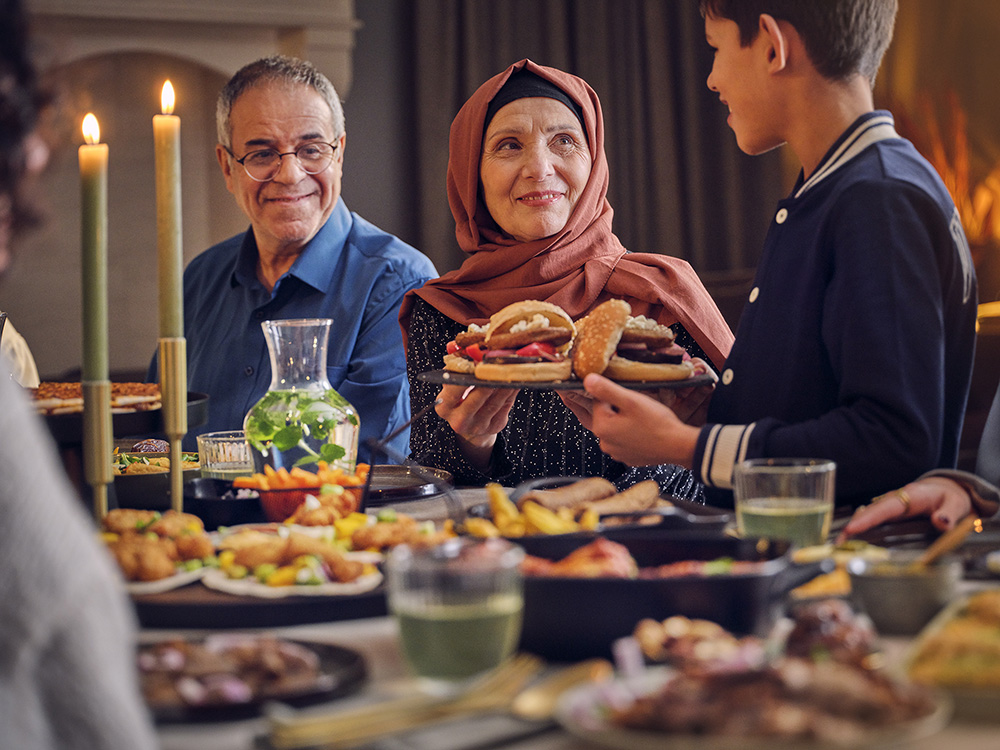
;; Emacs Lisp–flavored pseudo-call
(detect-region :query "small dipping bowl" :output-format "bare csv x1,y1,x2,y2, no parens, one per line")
847,549,962,636
183,478,266,531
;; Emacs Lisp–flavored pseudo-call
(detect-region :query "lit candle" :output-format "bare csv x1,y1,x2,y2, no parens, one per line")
79,113,108,381
153,80,183,338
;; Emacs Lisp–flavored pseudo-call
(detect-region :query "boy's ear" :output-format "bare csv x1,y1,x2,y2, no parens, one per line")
759,13,789,73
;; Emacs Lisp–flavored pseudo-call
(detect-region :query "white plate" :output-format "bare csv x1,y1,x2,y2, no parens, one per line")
555,667,951,750
125,567,207,595
201,568,383,599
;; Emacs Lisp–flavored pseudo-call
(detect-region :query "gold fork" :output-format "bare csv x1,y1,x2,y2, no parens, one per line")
267,653,544,750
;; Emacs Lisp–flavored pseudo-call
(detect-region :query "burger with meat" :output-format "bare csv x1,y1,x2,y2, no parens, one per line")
443,322,489,374
472,300,576,382
573,298,694,381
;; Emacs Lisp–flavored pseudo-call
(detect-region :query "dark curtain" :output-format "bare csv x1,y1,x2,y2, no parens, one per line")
407,0,786,326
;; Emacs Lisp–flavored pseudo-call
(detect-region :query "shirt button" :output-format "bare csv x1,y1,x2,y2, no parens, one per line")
749,287,759,303
721,368,734,385
776,208,788,224
244,366,254,376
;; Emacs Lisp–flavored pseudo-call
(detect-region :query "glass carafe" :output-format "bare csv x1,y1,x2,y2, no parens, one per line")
243,318,359,473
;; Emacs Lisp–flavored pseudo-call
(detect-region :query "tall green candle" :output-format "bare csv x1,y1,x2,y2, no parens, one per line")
79,113,108,381
154,80,183,338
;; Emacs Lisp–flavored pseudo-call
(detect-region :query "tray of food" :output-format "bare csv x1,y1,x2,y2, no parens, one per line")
556,599,949,749
422,297,716,390
905,587,1000,722
139,634,366,722
32,383,209,444
517,529,832,661
463,479,731,552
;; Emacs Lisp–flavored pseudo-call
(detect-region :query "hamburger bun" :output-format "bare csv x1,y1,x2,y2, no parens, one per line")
573,300,695,382
474,300,576,382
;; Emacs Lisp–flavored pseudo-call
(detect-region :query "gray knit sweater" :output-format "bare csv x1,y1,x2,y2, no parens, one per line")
0,372,158,749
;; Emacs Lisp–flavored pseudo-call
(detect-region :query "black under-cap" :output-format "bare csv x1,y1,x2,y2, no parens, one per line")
483,69,586,133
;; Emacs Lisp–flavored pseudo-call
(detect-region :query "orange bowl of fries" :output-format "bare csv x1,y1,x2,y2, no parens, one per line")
232,463,369,523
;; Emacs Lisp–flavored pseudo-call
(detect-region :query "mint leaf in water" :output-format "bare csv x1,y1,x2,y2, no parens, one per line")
273,425,303,452
320,443,346,463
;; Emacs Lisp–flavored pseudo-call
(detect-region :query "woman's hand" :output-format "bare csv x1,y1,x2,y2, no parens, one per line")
582,373,699,468
435,384,518,469
837,477,975,543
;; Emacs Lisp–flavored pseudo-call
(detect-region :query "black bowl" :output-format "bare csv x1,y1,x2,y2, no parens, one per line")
182,477,266,530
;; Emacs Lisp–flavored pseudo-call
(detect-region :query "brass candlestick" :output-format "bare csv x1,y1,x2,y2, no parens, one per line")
159,337,187,513
83,380,113,520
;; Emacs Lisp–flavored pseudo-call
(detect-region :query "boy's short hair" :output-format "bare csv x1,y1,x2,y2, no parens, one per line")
699,0,897,86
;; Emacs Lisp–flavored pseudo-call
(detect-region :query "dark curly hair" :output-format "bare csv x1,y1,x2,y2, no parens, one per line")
0,0,44,239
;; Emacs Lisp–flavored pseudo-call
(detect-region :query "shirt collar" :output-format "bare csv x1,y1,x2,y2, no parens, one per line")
792,110,900,199
231,198,351,293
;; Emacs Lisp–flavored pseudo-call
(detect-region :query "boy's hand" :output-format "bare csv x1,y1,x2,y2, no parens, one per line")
652,357,717,426
583,373,700,468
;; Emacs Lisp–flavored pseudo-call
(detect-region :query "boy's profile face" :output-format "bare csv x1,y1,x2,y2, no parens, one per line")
705,15,785,156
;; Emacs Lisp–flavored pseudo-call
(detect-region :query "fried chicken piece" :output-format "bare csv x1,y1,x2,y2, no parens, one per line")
350,515,419,550
173,532,215,561
284,532,364,582
147,510,205,538
285,488,361,526
522,537,639,578
223,533,290,571
107,532,178,581
103,508,160,534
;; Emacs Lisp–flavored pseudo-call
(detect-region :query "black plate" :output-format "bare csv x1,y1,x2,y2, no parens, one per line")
131,581,388,629
140,637,366,723
519,529,830,662
44,391,209,445
362,464,454,507
418,369,714,391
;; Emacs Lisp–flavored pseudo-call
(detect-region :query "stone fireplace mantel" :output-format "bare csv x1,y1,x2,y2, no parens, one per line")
26,0,359,95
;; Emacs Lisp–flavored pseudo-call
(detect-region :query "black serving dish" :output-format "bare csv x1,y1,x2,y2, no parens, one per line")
518,528,831,662
45,391,209,445
182,477,266,530
362,464,454,507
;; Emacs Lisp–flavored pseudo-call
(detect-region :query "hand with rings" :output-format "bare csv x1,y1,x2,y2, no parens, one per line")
837,477,975,543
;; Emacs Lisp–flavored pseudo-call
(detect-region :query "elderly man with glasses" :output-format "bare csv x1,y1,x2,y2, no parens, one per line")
151,55,437,462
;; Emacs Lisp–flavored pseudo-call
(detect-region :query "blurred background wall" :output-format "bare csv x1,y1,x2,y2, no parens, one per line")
5,0,996,392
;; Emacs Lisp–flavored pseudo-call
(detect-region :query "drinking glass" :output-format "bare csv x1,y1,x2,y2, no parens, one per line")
734,458,836,548
196,430,255,480
386,537,524,693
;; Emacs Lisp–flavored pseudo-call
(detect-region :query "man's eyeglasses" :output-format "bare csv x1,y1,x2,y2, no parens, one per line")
225,141,338,182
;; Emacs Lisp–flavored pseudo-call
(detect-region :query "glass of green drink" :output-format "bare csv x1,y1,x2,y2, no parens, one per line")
386,537,524,694
734,458,836,549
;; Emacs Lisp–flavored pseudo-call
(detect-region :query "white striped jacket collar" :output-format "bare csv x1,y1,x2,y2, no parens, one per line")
794,113,899,199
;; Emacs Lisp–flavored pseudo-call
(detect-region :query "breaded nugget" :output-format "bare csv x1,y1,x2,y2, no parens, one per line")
147,510,205,538
103,508,160,534
284,532,364,582
107,532,178,581
351,516,419,550
173,532,214,561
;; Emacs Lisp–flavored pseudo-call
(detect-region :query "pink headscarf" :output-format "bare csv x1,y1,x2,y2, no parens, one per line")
400,59,733,368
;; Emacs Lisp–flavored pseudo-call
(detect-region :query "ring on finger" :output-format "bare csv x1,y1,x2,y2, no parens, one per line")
897,488,912,514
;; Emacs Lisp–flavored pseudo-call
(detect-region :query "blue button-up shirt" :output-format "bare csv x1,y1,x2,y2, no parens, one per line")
151,199,437,462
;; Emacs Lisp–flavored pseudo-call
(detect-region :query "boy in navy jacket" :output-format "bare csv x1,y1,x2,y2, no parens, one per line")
581,0,977,508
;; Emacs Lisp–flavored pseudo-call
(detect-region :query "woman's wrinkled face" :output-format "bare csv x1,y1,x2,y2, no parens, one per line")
479,97,592,243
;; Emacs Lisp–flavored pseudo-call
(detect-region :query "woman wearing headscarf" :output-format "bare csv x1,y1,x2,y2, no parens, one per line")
400,59,733,499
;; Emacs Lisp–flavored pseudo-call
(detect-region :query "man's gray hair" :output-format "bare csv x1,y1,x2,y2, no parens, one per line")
216,55,345,149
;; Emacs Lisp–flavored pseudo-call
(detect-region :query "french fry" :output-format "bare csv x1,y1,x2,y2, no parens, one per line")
464,517,502,538
487,483,520,526
522,501,580,535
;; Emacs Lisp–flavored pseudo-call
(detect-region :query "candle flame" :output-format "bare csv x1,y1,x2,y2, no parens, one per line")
82,113,101,145
161,80,175,115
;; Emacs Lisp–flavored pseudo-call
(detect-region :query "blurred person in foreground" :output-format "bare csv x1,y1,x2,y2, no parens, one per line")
582,0,977,509
150,55,437,461
400,59,734,500
0,0,158,747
